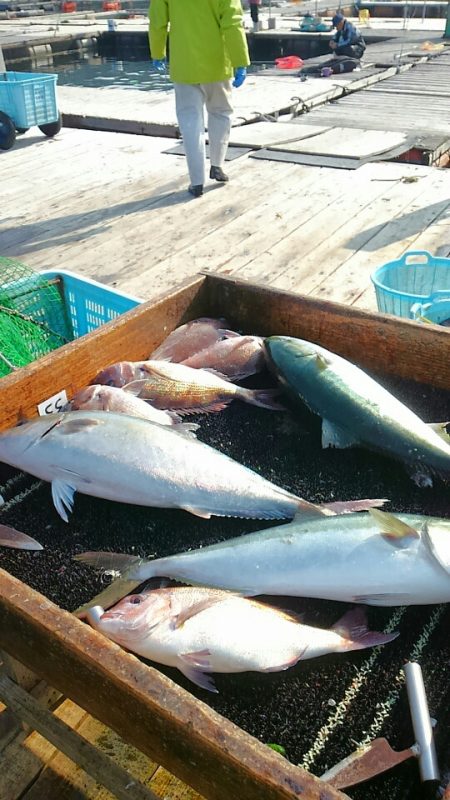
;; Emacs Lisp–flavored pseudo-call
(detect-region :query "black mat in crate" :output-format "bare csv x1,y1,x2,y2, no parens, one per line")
0,368,449,800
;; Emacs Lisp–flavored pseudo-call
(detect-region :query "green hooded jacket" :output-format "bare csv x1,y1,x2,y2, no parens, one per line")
149,0,250,84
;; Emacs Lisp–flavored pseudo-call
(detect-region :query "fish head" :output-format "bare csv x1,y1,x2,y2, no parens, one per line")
0,415,66,465
91,362,136,388
86,592,171,647
69,385,104,411
264,336,326,387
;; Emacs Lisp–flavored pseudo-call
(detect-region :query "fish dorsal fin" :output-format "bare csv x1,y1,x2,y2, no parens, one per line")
421,522,450,575
368,508,419,541
315,353,330,372
427,421,450,444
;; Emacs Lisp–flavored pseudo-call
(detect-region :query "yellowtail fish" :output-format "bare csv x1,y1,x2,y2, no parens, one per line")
122,361,283,414
150,317,235,362
85,589,397,692
66,385,199,436
77,509,450,607
265,336,450,487
181,335,265,381
0,411,335,522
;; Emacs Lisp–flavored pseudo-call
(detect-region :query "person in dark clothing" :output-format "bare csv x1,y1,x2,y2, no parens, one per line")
249,0,261,26
329,13,366,59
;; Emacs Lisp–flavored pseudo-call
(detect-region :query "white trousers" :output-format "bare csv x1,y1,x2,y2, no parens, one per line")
174,81,233,186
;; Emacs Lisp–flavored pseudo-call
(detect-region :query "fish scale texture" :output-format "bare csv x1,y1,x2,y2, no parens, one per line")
0,370,449,800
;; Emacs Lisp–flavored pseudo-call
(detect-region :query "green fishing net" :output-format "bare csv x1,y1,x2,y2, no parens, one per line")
0,257,73,377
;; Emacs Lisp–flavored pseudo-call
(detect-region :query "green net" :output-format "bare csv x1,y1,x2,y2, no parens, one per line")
0,257,73,378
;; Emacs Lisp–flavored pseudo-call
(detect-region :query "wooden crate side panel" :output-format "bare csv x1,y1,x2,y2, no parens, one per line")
0,277,208,434
204,276,450,389
0,570,348,800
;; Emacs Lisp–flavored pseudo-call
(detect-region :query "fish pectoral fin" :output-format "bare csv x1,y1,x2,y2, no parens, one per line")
427,421,450,444
51,479,77,523
352,592,415,606
180,505,213,519
122,380,147,397
421,522,450,575
179,650,218,693
368,508,420,542
321,419,357,449
57,417,105,434
172,597,227,629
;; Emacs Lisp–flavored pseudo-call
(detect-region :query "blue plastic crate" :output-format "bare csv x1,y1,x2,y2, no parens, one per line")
39,270,142,338
371,250,450,319
0,72,58,129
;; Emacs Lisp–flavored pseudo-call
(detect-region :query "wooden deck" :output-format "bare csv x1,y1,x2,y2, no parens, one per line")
2,126,449,313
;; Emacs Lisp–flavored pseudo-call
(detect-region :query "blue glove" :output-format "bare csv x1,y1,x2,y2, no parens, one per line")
153,59,167,74
232,67,247,88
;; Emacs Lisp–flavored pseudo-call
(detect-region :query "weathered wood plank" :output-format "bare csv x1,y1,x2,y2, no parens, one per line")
203,274,450,387
0,699,87,800
0,569,348,800
0,674,160,800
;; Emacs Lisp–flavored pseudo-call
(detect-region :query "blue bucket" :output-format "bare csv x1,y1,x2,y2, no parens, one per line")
371,250,450,319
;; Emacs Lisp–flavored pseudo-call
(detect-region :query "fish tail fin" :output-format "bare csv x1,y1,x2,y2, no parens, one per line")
241,388,286,411
73,551,142,573
332,607,399,652
0,523,43,551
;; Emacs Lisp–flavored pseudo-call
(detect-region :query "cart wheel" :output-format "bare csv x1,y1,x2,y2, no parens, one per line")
0,111,16,150
15,127,29,134
39,113,62,138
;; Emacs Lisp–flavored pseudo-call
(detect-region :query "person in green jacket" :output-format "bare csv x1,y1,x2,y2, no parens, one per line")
149,0,250,198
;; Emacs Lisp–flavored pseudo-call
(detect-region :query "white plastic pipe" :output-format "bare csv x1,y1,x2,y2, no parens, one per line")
404,661,439,783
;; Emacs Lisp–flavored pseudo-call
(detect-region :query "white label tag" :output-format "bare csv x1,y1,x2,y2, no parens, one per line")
38,390,68,416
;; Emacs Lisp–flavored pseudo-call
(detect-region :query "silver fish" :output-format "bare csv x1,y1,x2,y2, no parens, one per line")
0,411,324,523
66,385,198,437
265,336,450,487
86,589,397,692
78,509,450,607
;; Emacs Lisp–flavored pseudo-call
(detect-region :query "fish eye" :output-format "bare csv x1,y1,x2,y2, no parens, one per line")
128,595,142,605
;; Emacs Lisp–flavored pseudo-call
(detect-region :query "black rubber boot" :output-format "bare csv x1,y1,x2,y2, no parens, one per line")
209,166,229,183
188,184,204,198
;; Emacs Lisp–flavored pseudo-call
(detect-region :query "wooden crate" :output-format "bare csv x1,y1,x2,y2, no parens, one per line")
0,273,449,800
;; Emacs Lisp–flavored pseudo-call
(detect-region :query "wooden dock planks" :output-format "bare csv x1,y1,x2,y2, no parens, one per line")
2,127,449,314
